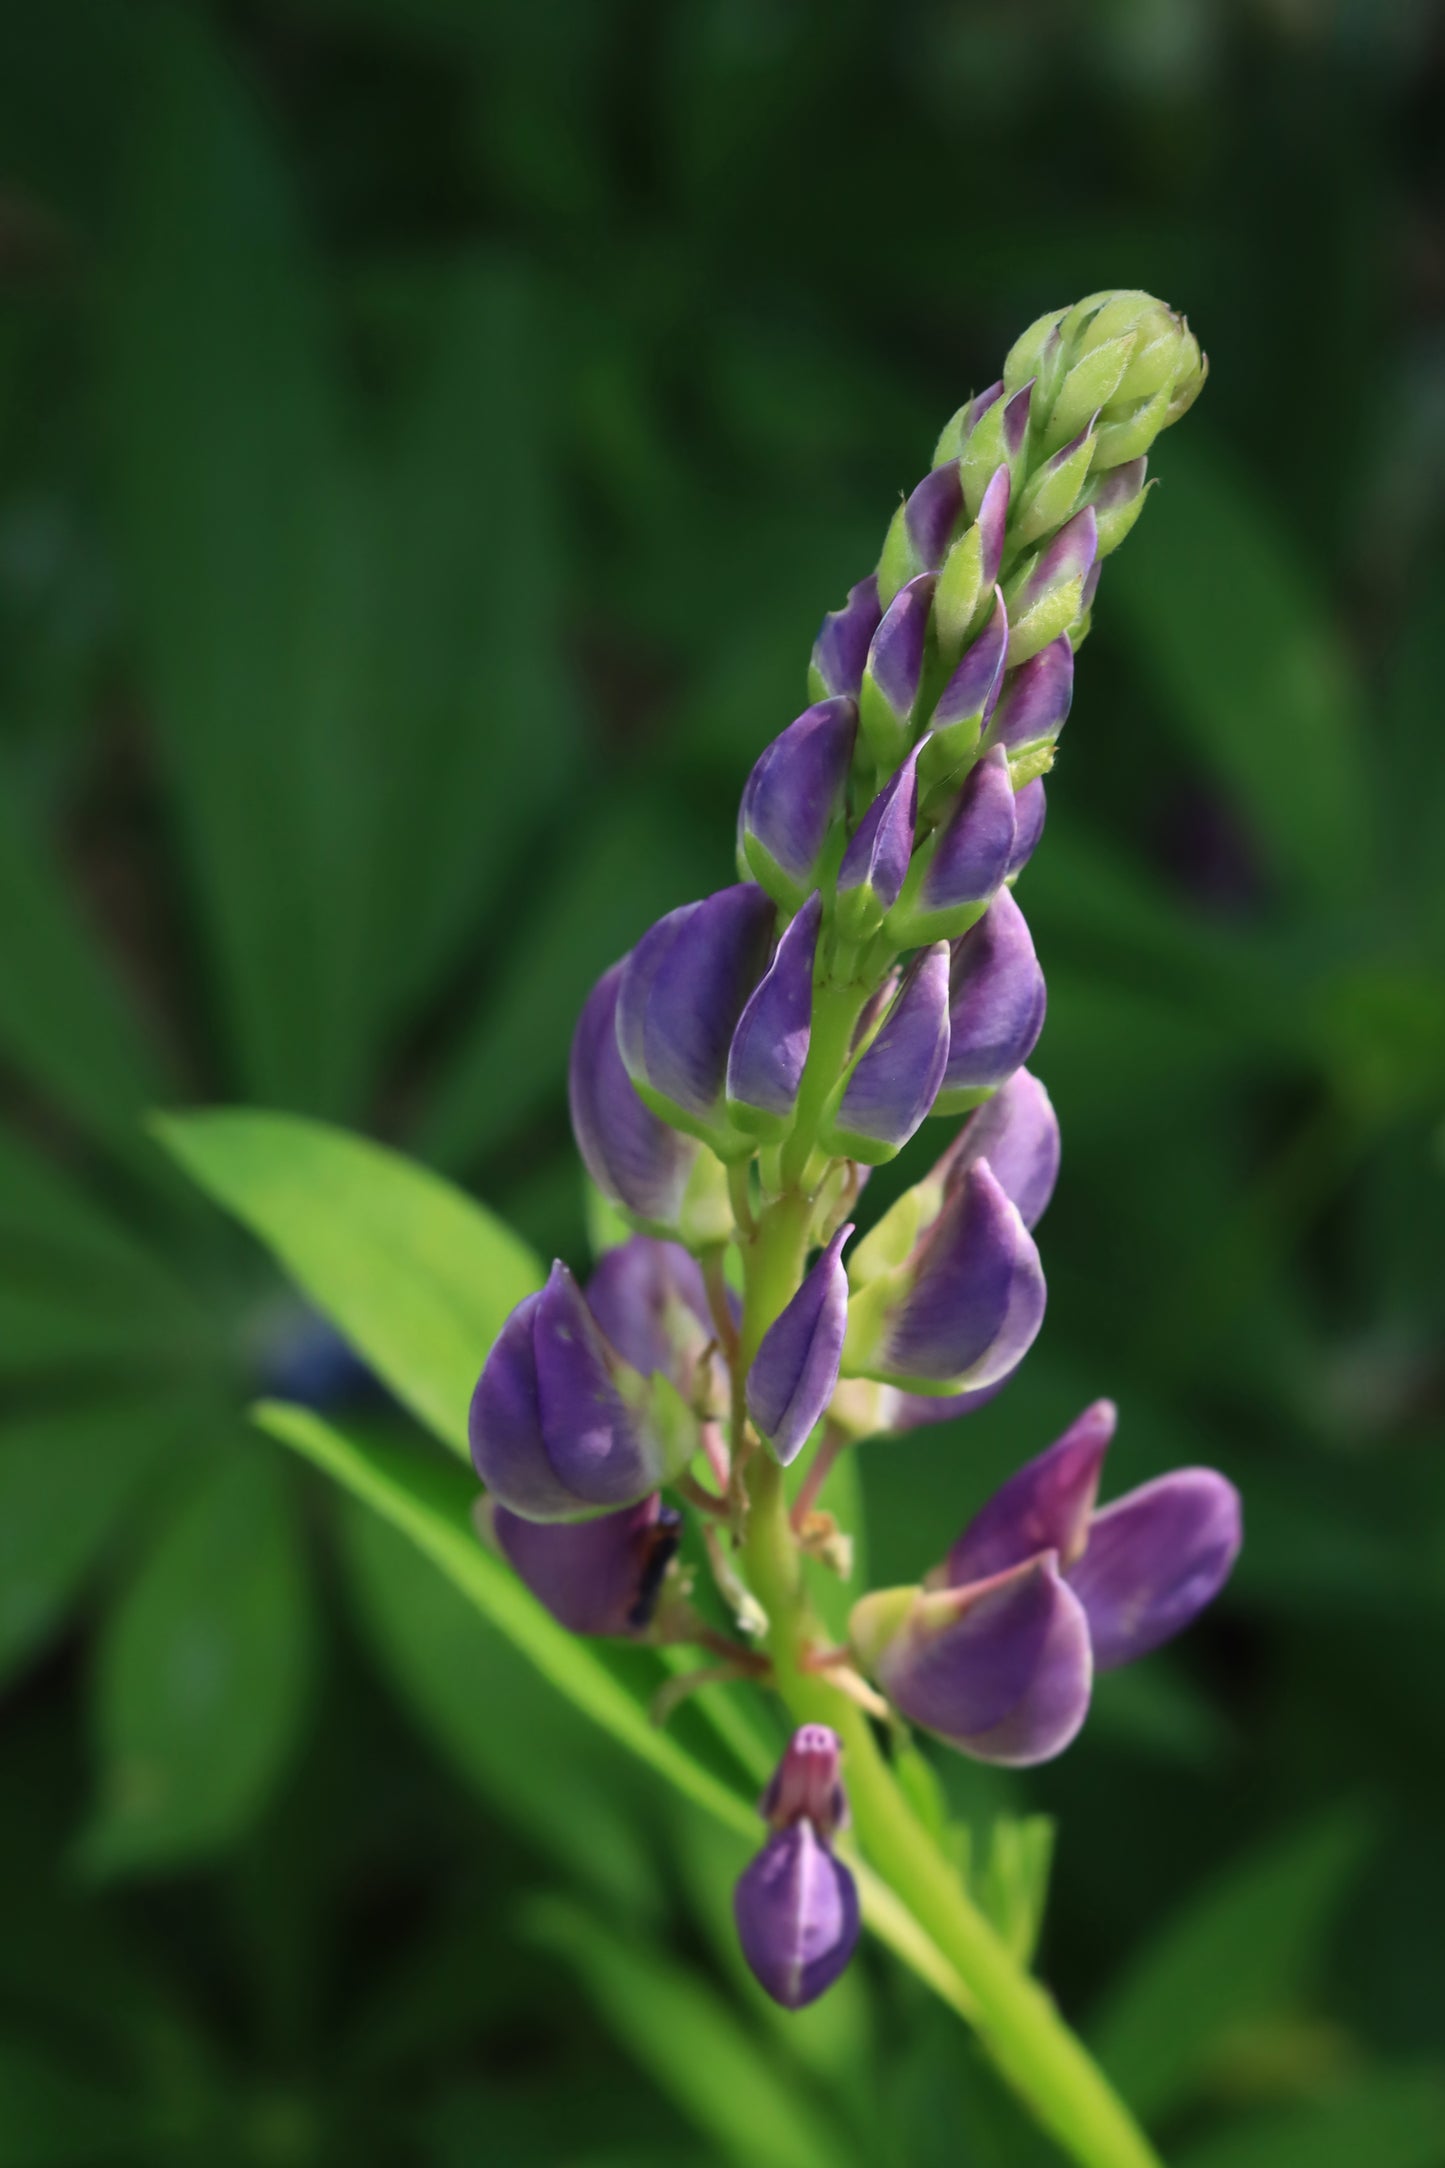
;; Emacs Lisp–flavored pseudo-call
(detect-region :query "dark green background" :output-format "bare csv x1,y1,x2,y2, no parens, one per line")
2,3,1443,2163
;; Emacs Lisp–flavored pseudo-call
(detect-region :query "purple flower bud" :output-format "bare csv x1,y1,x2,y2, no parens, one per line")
809,577,883,702
940,1066,1060,1231
823,943,951,1164
849,1159,1046,1393
760,1723,848,1840
930,589,1009,751
470,1263,683,1522
986,637,1075,759
738,699,856,911
617,885,776,1144
584,1235,724,1406
491,1493,681,1636
859,573,935,770
936,890,1046,1112
570,965,708,1233
1002,381,1033,461
1007,779,1047,879
905,460,965,570
747,1225,852,1465
975,464,1011,589
851,1555,1093,1766
1005,506,1098,666
836,746,921,938
734,1821,860,2010
726,893,821,1138
918,749,1017,913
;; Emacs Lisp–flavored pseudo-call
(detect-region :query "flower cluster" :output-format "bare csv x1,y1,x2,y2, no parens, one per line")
468,291,1239,2009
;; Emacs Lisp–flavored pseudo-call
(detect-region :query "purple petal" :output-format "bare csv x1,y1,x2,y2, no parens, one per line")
940,1067,1060,1230
811,577,883,701
942,890,1046,1098
885,1371,1014,1432
617,885,776,1125
740,699,856,901
829,943,951,1160
905,461,964,568
873,1556,1092,1766
492,1494,681,1636
975,466,1010,588
879,1160,1046,1390
734,1823,860,2009
570,965,700,1226
988,637,1075,755
946,1400,1116,1586
584,1235,714,1391
726,893,821,1128
747,1224,852,1465
864,572,935,724
760,1724,848,1840
1067,1468,1242,1671
1007,780,1047,878
920,748,1017,911
1002,381,1033,461
933,592,1008,734
838,747,920,913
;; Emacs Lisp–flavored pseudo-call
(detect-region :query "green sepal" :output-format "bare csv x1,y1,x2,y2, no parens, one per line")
933,525,986,665
740,831,810,916
931,401,972,466
1042,334,1135,454
1091,384,1172,468
876,498,917,611
817,1101,904,1169
629,1075,756,1165
918,716,983,799
926,1079,994,1122
1013,428,1098,548
1005,741,1061,790
857,671,915,773
1002,307,1067,398
1004,572,1086,666
961,408,1026,524
1093,472,1156,557
848,1584,919,1671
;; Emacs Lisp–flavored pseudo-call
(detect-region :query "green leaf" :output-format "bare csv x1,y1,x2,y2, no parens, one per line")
1089,1809,1373,2122
1176,2068,1445,2168
81,1449,314,1875
977,1816,1055,1969
526,1897,864,2168
0,1396,191,1687
0,2034,150,2165
153,1109,542,1457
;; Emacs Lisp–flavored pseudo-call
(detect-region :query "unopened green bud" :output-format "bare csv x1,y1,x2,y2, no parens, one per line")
1042,334,1135,454
1088,459,1154,558
1003,308,1067,403
1013,425,1096,548
960,383,1032,521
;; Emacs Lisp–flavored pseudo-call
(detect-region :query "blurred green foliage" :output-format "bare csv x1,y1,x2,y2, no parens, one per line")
1,0,1443,2161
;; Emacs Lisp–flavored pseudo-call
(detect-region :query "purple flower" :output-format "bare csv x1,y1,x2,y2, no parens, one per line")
490,1494,681,1636
809,576,883,702
735,1726,859,2009
937,1066,1060,1231
1007,779,1047,879
859,573,935,770
570,964,716,1237
726,893,821,1138
821,943,951,1165
935,890,1047,1113
469,1262,691,1522
985,636,1074,760
584,1235,726,1408
617,884,776,1146
747,1225,852,1465
836,746,921,939
851,1403,1241,1763
738,699,856,911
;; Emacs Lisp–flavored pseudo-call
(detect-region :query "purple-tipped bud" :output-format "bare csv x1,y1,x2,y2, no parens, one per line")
747,1225,852,1465
922,590,1009,786
911,749,1017,929
906,460,964,566
725,893,821,1139
934,379,1004,465
809,577,883,703
858,573,934,770
844,1158,1045,1395
822,943,951,1165
491,1493,681,1636
739,700,856,911
961,381,1033,521
935,890,1047,1113
571,965,722,1238
1014,422,1097,546
584,1235,725,1409
761,1724,849,1839
836,747,921,939
617,884,776,1147
1007,780,1047,879
986,636,1075,761
851,1555,1093,1766
1089,457,1152,557
1005,506,1097,666
734,1821,860,2010
470,1263,688,1522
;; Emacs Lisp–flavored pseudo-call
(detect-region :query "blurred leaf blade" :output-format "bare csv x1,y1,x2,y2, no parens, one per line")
1175,2067,1445,2168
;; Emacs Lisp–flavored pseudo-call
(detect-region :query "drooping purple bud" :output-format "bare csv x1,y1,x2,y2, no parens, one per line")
490,1493,681,1636
935,890,1047,1113
858,573,935,770
747,1225,852,1465
940,1067,1060,1231
584,1235,724,1408
1005,506,1098,666
734,1821,860,2009
836,746,921,940
846,1159,1046,1394
759,1723,849,1839
986,637,1074,760
470,1263,686,1522
617,885,776,1146
947,1401,1116,1586
822,943,951,1164
1067,1467,1242,1671
725,893,821,1139
570,965,717,1237
1007,779,1047,879
851,1554,1093,1766
809,577,883,703
738,699,856,911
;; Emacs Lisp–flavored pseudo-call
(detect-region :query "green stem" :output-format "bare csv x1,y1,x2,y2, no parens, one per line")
735,1197,1161,2168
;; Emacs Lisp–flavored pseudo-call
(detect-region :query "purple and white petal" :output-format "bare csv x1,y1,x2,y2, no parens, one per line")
941,890,1047,1099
